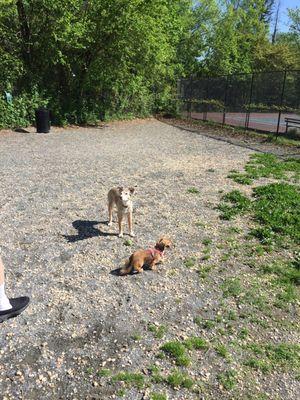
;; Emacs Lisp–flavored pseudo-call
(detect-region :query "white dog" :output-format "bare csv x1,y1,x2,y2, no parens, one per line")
107,187,135,237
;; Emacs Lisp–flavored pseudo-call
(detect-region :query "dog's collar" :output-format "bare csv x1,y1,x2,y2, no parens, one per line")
148,248,163,257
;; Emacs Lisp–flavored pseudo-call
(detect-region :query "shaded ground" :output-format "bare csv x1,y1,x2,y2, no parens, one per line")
0,119,299,399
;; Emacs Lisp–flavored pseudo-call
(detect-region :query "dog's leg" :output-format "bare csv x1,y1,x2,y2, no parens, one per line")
108,201,113,226
127,212,135,237
118,212,124,237
133,263,143,273
150,258,160,271
150,262,158,271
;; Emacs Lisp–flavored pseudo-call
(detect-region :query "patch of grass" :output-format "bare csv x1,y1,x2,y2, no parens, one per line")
201,254,211,261
219,182,300,247
238,328,249,339
198,264,213,279
226,226,242,234
245,342,300,370
274,284,297,309
86,367,94,374
160,341,190,366
116,389,126,397
97,368,111,377
226,310,237,321
215,344,229,359
202,238,212,246
245,153,300,181
260,258,300,287
250,183,300,245
220,253,231,262
184,257,197,268
241,287,269,312
187,187,200,194
194,316,202,326
148,324,168,339
266,343,300,367
221,277,242,298
227,171,253,185
149,365,164,384
227,154,300,185
166,370,194,389
218,190,251,220
217,370,237,390
184,336,208,350
150,393,167,400
248,316,268,328
123,239,134,246
111,372,145,389
244,358,271,373
201,319,215,329
131,332,142,341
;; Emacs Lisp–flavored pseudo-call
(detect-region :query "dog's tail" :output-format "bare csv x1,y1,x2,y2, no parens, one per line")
119,255,133,275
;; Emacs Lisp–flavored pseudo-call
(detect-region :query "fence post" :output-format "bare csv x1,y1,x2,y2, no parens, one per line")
223,75,229,125
276,70,287,138
204,77,209,121
245,73,254,130
188,78,192,119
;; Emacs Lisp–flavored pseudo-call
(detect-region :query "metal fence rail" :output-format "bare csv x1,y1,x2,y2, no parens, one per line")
178,70,300,136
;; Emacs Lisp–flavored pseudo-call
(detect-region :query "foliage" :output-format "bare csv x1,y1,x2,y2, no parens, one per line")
217,370,237,390
160,341,190,366
111,371,145,389
0,89,48,128
0,1,299,127
229,153,300,184
218,190,252,220
166,369,194,389
0,0,192,126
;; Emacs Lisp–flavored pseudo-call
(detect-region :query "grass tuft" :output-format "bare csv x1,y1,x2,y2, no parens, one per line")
160,341,190,366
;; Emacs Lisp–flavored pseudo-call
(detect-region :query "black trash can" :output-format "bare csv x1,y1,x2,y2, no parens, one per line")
35,107,50,133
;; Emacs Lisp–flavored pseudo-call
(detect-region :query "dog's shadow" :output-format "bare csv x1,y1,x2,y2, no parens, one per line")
63,220,117,243
109,264,154,277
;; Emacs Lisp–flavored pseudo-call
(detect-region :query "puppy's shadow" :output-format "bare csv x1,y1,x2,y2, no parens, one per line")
110,268,123,276
63,220,117,243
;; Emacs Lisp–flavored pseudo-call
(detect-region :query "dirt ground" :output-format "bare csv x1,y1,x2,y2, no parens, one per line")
0,119,299,399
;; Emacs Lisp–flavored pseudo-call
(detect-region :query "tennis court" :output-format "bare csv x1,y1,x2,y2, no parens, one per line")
186,111,300,133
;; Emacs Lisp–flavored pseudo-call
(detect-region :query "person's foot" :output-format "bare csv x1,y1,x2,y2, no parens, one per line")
0,297,30,323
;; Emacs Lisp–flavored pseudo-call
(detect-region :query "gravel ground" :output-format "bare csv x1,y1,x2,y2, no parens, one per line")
0,119,299,399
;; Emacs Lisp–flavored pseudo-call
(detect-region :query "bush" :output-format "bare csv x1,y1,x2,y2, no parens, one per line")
0,88,48,129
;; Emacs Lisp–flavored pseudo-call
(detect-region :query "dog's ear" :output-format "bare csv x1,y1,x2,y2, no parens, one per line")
159,237,172,248
129,187,135,194
117,186,124,193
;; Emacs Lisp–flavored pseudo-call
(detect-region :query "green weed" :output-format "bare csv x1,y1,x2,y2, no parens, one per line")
111,372,145,389
184,336,208,350
184,257,197,268
160,341,190,366
166,370,194,389
215,344,229,358
148,324,168,339
97,368,111,377
187,187,200,194
217,370,237,390
202,238,212,246
218,190,251,220
221,278,242,298
150,393,167,400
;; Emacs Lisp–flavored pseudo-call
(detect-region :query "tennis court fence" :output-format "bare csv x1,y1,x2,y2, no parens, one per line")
178,70,300,136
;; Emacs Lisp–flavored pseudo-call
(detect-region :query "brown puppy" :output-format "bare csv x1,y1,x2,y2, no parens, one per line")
119,238,172,275
108,187,135,237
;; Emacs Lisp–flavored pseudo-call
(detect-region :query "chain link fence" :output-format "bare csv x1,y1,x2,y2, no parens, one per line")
178,70,300,136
